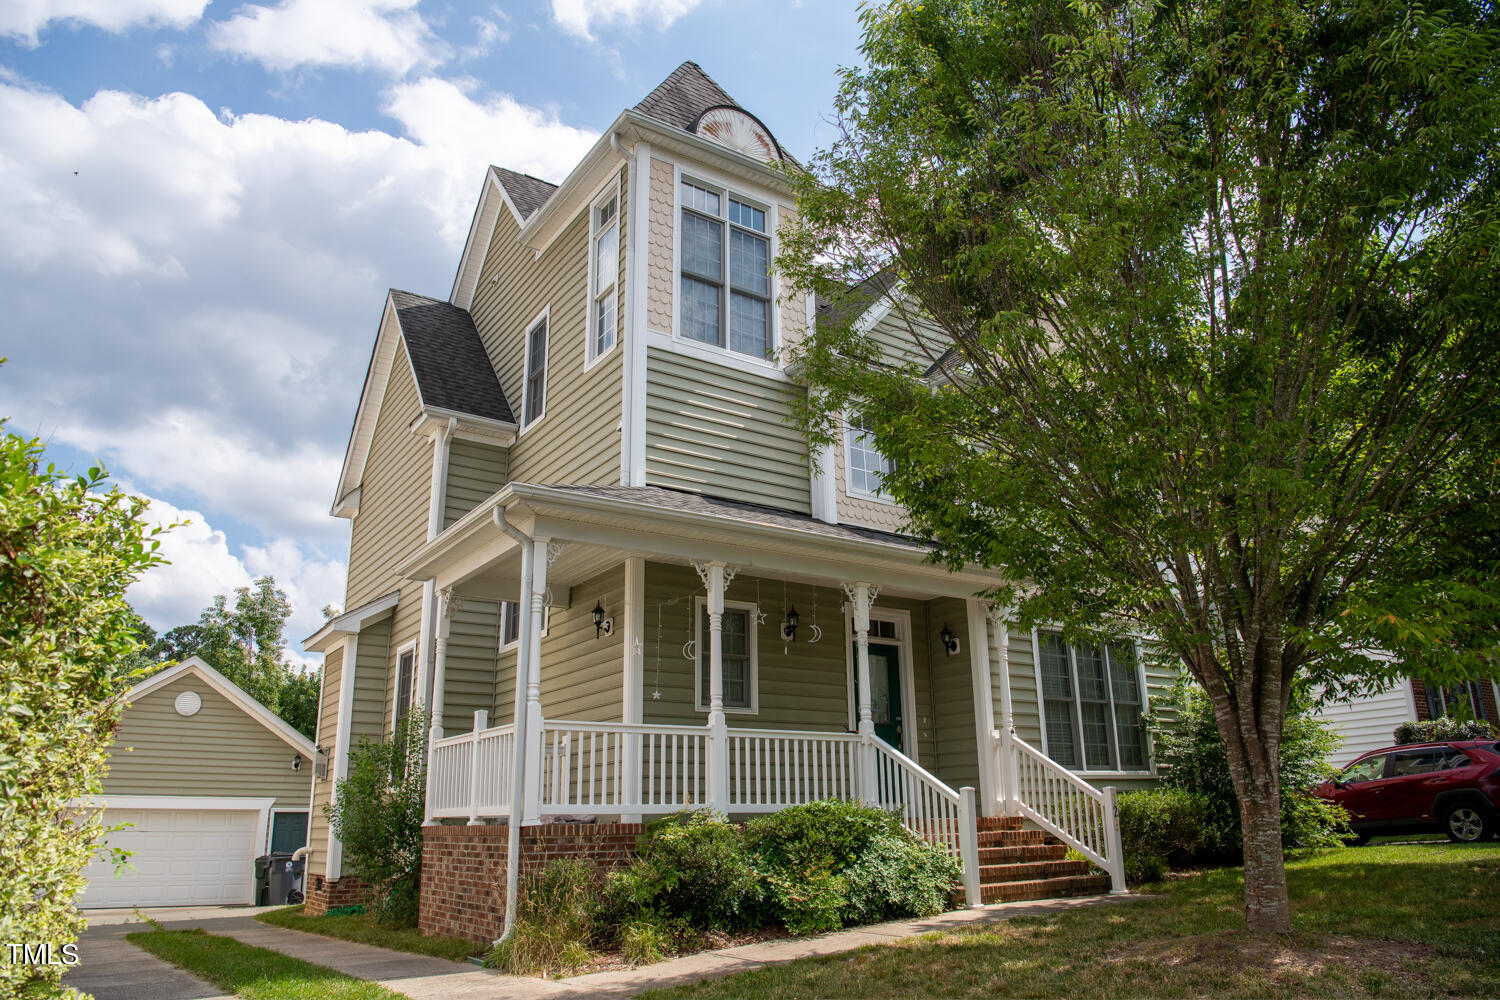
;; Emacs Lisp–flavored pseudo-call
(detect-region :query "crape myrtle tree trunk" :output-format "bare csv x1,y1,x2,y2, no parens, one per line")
779,0,1500,933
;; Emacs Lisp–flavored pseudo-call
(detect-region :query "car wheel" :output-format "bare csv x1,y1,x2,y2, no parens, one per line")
1443,803,1491,843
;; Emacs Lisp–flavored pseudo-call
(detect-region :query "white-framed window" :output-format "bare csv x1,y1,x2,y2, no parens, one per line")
845,413,896,500
693,597,758,713
499,600,550,650
679,178,773,360
394,642,417,732
1036,633,1150,772
589,189,619,364
521,309,549,428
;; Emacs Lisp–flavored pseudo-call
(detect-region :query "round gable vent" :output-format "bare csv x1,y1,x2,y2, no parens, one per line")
690,105,785,164
174,690,202,717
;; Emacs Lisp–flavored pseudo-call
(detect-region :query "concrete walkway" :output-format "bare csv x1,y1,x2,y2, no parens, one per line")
111,892,1139,999
67,921,231,1000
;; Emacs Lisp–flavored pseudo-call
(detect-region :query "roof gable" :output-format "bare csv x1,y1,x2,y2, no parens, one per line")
125,656,316,758
635,60,743,132
492,167,558,221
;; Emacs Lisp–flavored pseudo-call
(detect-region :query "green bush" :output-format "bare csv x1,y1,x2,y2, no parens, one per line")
842,833,960,925
0,428,166,1000
487,858,599,975
1394,717,1496,744
1151,686,1348,860
744,799,905,872
1117,788,1211,884
605,811,759,931
325,708,427,926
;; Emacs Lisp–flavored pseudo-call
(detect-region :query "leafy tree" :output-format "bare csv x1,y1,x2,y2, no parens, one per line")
149,577,319,738
0,429,165,998
326,708,427,927
781,0,1500,932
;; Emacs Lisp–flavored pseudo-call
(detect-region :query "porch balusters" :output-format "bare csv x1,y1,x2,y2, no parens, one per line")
844,581,879,805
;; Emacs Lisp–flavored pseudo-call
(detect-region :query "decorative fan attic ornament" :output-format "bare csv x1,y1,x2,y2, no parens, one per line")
690,105,785,164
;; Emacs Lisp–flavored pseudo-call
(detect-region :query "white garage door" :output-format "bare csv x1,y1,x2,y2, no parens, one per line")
80,807,259,908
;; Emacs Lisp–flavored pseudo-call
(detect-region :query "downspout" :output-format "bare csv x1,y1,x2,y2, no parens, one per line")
491,505,534,944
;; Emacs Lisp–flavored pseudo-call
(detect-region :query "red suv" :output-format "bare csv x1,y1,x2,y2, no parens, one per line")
1314,741,1500,844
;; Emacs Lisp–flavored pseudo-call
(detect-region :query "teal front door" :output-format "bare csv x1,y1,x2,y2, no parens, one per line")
853,641,905,750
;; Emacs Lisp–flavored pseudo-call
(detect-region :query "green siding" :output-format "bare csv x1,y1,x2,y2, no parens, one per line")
444,439,508,529
542,566,625,722
353,618,390,741
107,672,310,811
442,599,500,734
926,596,980,791
643,349,811,513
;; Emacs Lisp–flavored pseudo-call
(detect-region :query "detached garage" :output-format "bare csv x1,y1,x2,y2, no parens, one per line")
80,657,315,908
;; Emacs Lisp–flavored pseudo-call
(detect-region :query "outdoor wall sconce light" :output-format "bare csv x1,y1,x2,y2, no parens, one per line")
781,606,800,642
592,600,614,639
939,624,960,656
313,745,329,779
291,754,302,772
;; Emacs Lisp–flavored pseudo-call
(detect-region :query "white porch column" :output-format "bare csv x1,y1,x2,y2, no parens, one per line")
965,598,1000,816
991,606,1019,813
327,634,358,880
845,582,878,804
521,538,552,825
699,561,730,813
423,590,455,826
621,557,645,822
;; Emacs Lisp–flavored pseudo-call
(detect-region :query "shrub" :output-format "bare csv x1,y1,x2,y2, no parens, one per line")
1117,788,1211,884
841,834,960,925
325,708,427,926
1394,717,1496,744
605,811,759,931
1151,685,1347,859
487,858,599,975
744,799,905,873
0,429,166,1000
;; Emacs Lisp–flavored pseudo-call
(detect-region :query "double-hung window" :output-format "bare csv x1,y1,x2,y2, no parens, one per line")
522,313,548,427
591,194,618,360
1425,680,1493,723
394,646,416,732
500,601,521,648
1038,633,1149,771
695,600,756,711
846,413,895,499
680,180,772,359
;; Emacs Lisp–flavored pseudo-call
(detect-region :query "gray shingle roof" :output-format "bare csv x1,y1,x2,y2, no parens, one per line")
491,167,558,221
815,267,900,331
539,484,928,550
635,61,742,132
390,289,514,424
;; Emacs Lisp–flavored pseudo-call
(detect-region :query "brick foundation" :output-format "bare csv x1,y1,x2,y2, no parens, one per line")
303,873,368,916
419,821,643,943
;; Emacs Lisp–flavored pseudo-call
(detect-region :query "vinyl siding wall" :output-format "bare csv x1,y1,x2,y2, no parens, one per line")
469,168,625,489
1311,681,1417,764
443,439,508,529
308,647,340,879
353,618,391,741
106,673,310,810
643,348,810,512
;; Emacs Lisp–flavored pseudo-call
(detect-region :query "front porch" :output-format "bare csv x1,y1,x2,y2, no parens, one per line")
410,484,1126,931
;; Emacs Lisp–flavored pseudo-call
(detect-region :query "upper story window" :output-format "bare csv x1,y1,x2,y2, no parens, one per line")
591,193,619,362
846,414,895,500
1038,634,1149,772
680,179,772,360
522,311,548,428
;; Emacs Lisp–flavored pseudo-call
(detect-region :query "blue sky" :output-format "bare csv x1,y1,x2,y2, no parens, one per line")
0,0,863,663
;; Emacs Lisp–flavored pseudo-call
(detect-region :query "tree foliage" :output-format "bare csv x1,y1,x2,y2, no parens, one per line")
0,429,165,999
149,578,318,738
781,0,1500,931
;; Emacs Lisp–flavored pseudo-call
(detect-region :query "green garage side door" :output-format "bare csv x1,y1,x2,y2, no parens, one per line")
270,812,308,854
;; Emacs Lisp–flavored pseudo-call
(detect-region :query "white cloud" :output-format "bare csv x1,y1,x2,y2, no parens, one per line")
208,0,448,76
0,0,206,46
460,12,510,61
129,495,347,666
550,0,702,41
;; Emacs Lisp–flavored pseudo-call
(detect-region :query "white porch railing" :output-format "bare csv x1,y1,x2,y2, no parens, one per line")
429,717,515,821
870,739,966,859
539,720,707,814
725,728,862,812
998,729,1125,892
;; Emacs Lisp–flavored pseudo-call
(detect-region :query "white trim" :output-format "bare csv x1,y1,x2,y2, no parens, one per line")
450,167,530,310
691,596,760,715
622,558,645,723
303,591,399,652
623,142,652,486
585,175,623,372
810,440,838,524
328,632,358,880
332,296,402,517
125,657,315,759
267,806,310,854
645,329,790,381
417,581,435,711
668,160,784,371
842,605,918,759
425,418,455,541
519,305,551,433
965,599,999,812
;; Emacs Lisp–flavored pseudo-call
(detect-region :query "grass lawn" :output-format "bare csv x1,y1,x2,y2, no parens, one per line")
255,905,478,962
127,928,405,1000
641,842,1500,999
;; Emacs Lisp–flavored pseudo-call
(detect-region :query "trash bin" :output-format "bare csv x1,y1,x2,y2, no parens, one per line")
287,855,306,905
254,854,273,906
264,852,296,906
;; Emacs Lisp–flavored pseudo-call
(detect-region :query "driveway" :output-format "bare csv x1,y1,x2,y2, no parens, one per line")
65,921,229,1000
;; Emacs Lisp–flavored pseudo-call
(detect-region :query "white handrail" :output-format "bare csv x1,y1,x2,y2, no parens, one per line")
429,721,515,820
1000,730,1125,892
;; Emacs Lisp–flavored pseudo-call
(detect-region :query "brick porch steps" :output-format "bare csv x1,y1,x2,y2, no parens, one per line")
957,815,1114,907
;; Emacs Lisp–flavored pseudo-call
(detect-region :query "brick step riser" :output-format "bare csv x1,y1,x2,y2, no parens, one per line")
977,845,1067,864
977,830,1051,846
980,875,1112,905
978,860,1092,883
974,817,1024,831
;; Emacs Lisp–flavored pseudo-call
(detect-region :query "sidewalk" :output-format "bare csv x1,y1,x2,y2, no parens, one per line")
160,892,1138,999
